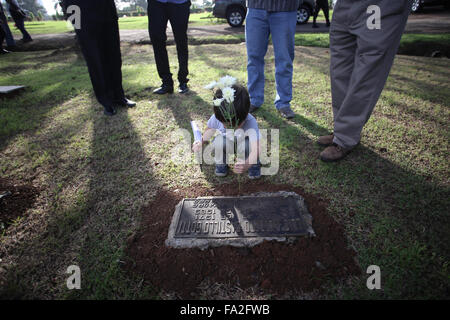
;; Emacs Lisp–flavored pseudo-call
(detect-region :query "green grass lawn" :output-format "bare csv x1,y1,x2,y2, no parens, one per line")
190,32,450,54
7,10,334,36
7,12,227,36
7,20,70,35
0,43,449,299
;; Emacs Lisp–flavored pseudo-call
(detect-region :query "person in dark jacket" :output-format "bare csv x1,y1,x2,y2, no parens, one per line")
61,0,136,116
5,0,32,42
312,0,330,28
147,0,191,95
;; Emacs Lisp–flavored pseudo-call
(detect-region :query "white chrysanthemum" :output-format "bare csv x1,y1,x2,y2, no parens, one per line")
222,86,235,103
204,81,217,90
213,98,224,106
218,75,236,89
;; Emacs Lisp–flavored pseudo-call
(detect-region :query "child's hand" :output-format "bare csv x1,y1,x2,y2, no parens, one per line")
233,161,251,174
192,141,202,153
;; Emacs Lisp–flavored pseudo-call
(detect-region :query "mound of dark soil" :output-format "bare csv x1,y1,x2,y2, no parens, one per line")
0,178,39,230
125,181,361,298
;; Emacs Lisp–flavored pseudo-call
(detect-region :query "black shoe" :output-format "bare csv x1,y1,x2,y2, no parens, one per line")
22,38,33,43
278,106,295,119
0,49,11,54
178,83,189,94
312,23,319,28
326,21,331,27
116,98,136,108
249,105,260,114
153,84,174,95
103,105,117,116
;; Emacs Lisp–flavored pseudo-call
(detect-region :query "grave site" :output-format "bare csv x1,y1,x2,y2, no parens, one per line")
126,183,360,298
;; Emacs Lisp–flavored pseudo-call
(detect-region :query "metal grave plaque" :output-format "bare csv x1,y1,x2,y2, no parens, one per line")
166,192,315,249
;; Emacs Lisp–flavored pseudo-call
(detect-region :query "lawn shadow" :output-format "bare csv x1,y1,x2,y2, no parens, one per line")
0,95,161,299
65,101,161,299
193,45,246,74
0,46,94,152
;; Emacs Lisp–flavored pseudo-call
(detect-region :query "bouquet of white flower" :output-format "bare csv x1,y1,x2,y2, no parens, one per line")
204,75,238,129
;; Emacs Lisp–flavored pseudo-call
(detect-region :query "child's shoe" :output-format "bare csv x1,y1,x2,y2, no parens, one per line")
215,164,229,177
248,164,261,179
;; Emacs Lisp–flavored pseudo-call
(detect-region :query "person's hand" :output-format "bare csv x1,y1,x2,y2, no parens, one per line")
192,141,202,153
233,160,251,174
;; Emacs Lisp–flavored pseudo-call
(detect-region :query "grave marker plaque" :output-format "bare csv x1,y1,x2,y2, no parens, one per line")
166,192,314,249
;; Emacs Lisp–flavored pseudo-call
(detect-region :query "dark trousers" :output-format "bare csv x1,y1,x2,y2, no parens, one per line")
0,24,5,49
14,18,32,40
75,18,125,108
313,0,330,24
1,20,15,46
330,0,411,148
148,0,190,86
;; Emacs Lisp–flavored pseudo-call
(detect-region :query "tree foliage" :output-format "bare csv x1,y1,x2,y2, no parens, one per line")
18,0,46,16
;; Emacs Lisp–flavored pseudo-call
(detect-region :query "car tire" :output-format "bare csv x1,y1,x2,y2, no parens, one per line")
226,7,245,27
297,5,311,24
411,0,422,13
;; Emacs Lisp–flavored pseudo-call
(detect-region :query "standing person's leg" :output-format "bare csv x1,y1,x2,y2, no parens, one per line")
318,0,355,147
0,24,7,52
330,0,356,124
148,0,173,92
323,0,412,161
245,8,270,110
1,20,15,47
104,18,136,107
269,10,297,117
323,0,331,26
15,18,32,41
313,1,319,27
103,17,125,104
167,0,191,93
75,24,116,115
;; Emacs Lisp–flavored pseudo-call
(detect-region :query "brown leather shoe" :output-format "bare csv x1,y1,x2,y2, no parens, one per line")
320,143,353,162
317,134,334,147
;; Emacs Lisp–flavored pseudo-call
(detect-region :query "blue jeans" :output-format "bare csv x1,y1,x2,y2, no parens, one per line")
245,8,297,110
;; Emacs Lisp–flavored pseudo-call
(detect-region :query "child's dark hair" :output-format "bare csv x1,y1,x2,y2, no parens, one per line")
213,84,250,127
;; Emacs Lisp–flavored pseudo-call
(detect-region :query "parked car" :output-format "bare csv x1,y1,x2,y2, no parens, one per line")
411,0,450,12
212,0,316,27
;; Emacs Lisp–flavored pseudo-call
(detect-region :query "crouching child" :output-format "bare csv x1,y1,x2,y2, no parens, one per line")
192,82,261,179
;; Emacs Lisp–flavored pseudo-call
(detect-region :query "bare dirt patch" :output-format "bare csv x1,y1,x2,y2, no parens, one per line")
0,178,39,231
125,181,361,298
